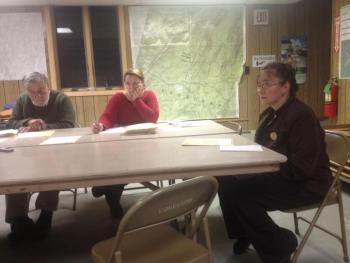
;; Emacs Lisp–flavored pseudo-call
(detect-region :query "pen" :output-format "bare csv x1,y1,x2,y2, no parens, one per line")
0,147,14,153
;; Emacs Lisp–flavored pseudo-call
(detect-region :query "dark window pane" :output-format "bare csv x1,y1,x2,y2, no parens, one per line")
90,7,122,87
54,7,87,88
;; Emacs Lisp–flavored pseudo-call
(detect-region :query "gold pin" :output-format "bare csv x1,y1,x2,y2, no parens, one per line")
270,132,277,141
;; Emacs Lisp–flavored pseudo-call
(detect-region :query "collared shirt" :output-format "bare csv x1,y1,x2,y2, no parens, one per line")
255,97,332,195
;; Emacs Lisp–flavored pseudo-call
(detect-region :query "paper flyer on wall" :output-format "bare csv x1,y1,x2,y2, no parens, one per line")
281,36,307,84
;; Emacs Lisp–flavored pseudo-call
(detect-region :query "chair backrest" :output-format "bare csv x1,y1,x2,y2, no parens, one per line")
230,121,243,135
325,131,350,177
111,176,218,257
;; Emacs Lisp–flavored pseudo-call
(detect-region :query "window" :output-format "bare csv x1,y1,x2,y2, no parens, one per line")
54,6,123,89
54,7,87,88
90,7,122,87
129,6,244,121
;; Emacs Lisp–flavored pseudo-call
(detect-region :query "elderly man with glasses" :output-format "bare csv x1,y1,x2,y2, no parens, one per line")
6,72,75,244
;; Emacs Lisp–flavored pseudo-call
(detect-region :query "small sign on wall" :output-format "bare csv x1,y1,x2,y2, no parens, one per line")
254,9,269,25
252,55,276,68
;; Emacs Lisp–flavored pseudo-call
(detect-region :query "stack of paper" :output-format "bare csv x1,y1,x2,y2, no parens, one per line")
124,123,158,135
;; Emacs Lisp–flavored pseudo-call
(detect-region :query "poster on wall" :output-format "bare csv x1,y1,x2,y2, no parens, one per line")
281,36,307,84
0,13,47,80
339,4,350,79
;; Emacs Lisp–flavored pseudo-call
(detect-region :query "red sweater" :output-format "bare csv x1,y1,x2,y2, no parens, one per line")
99,90,159,129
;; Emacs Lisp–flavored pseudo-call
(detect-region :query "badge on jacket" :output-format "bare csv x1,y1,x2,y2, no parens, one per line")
270,132,277,141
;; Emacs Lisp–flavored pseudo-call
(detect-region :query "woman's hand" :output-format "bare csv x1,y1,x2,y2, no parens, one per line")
125,84,145,102
91,122,104,134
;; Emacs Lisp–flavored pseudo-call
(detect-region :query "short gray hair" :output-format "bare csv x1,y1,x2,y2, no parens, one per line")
23,72,49,88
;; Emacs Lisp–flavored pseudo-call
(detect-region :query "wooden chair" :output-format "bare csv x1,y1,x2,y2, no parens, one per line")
283,130,350,263
91,176,218,263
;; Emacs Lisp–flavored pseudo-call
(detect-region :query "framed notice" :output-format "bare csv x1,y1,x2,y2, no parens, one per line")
339,5,350,79
252,55,276,67
254,9,269,25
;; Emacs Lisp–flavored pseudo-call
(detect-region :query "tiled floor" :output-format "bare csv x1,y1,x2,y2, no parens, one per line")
0,183,349,263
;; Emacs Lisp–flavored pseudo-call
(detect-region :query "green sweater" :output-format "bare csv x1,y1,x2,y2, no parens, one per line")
7,90,75,129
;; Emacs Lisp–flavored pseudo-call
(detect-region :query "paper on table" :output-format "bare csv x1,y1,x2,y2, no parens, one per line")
170,120,208,128
220,145,263,152
124,123,157,134
182,138,232,146
100,127,126,134
17,130,55,138
40,136,81,145
0,129,18,137
0,138,8,143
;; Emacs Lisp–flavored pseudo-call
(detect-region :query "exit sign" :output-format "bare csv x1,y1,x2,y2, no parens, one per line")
254,9,269,25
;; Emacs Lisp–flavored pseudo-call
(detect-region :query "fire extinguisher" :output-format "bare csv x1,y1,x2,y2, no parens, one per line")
323,78,338,118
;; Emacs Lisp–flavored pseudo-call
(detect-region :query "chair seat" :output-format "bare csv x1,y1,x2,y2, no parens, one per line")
283,191,338,213
91,224,210,263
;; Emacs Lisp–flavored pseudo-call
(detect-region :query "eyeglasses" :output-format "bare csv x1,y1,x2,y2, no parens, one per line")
27,89,49,98
256,82,281,90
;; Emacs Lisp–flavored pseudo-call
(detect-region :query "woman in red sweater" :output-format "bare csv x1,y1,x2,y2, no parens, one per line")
91,68,159,218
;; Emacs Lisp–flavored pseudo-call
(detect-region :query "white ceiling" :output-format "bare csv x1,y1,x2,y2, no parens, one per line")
0,0,301,6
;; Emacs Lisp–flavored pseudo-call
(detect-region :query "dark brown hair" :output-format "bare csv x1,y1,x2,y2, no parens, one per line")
262,62,298,97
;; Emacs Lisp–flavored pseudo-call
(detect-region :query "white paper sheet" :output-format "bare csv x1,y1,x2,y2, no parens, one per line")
220,145,263,152
170,120,208,128
124,123,157,134
100,127,126,134
182,138,232,146
40,136,81,145
17,130,55,138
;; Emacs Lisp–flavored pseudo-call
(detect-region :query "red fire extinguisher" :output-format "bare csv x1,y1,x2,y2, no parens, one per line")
323,78,338,118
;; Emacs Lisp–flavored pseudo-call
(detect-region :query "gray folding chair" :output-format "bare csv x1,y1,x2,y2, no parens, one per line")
283,131,349,263
91,176,218,263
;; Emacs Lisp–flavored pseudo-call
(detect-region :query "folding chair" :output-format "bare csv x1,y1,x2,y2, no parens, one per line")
283,130,350,263
91,176,218,263
215,120,242,135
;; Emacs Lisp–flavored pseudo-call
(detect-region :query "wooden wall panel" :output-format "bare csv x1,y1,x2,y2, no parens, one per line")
75,97,85,127
94,96,109,122
2,81,21,103
0,81,5,110
245,6,261,129
243,0,331,129
82,97,96,126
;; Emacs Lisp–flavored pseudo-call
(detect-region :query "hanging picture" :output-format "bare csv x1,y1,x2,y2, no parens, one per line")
339,4,350,79
281,36,307,84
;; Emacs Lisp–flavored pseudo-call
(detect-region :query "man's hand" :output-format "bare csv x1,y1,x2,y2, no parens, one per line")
26,119,47,131
91,122,104,134
18,126,32,133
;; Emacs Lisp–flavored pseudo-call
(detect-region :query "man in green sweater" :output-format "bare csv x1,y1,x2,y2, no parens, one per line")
6,72,75,244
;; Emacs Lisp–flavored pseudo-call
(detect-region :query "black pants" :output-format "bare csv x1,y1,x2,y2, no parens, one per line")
217,173,325,263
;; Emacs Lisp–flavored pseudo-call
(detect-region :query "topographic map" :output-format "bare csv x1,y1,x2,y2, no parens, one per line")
129,6,244,120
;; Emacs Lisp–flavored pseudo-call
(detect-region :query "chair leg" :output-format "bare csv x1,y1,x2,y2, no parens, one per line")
338,188,349,262
202,217,213,263
84,187,88,194
293,212,300,235
291,206,326,263
72,188,77,211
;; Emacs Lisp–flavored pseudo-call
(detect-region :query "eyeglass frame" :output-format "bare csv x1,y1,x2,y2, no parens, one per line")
256,81,282,91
